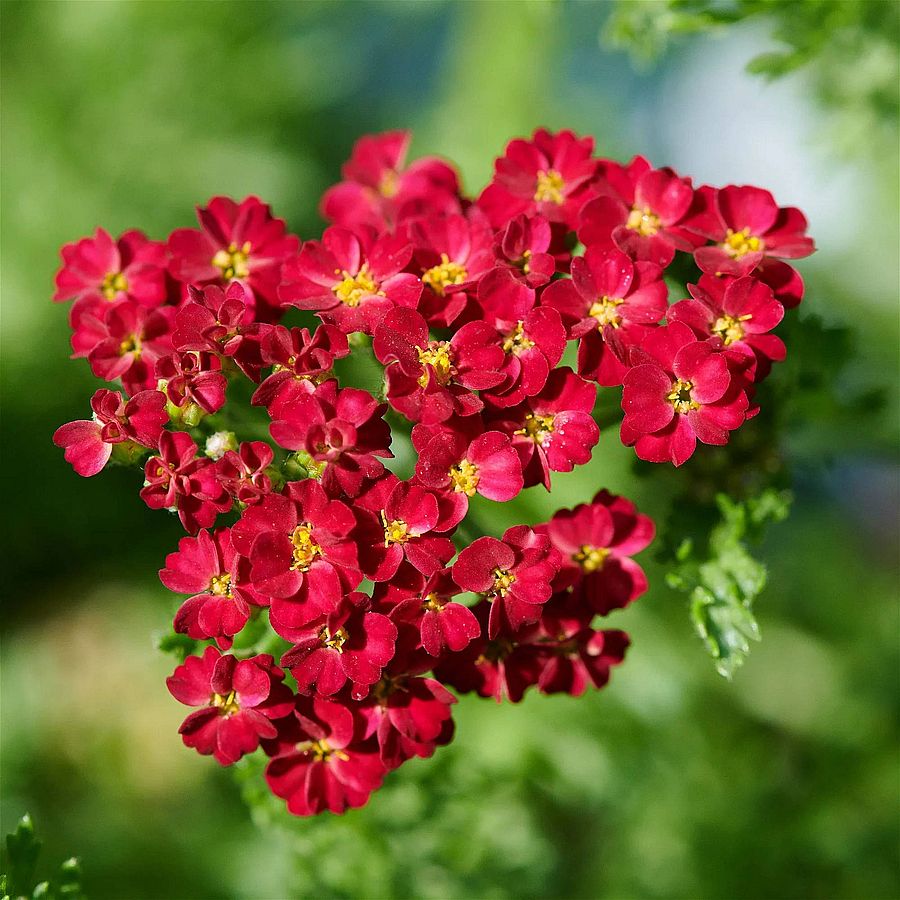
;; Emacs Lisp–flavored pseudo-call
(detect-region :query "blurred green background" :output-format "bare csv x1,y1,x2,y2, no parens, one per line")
2,2,898,898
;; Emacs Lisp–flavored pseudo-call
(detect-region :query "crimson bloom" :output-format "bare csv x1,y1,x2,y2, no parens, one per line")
478,128,599,229
280,592,398,694
156,350,227,415
321,130,460,231
692,185,815,277
487,367,600,490
452,526,561,638
53,388,167,477
215,440,274,505
542,247,667,386
280,227,422,335
268,379,392,497
161,528,267,649
577,156,706,267
373,307,505,423
620,322,750,466
167,646,294,765
231,479,361,631
492,213,559,288
536,490,655,614
168,195,299,319
264,697,386,816
668,274,786,380
140,431,232,533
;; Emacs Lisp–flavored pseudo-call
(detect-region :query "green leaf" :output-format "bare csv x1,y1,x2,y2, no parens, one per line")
4,814,41,898
156,630,199,662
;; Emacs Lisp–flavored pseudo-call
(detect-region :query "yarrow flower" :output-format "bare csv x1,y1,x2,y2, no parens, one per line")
51,126,814,816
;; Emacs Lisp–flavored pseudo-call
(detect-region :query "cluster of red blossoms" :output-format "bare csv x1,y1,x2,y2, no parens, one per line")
52,129,813,816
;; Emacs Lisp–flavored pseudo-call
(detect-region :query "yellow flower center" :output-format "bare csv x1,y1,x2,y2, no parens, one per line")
491,568,516,596
209,573,232,596
290,524,322,571
320,625,349,653
534,169,565,205
298,738,348,762
722,228,764,259
588,296,624,329
502,320,535,355
574,544,610,574
422,592,444,612
712,313,750,345
449,459,480,496
381,511,410,547
211,241,252,280
119,333,142,357
626,206,661,236
422,253,468,296
667,379,699,414
379,169,400,198
331,262,382,307
211,690,240,716
516,413,555,445
417,341,454,387
101,271,128,301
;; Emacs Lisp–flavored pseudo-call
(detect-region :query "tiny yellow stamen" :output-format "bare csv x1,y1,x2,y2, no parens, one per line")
515,413,555,445
209,573,232,596
667,379,699,414
320,626,349,653
297,738,349,762
416,341,453,387
422,592,444,612
534,169,565,205
422,253,468,296
625,206,661,237
502,320,535,355
211,241,252,280
290,524,322,571
712,313,751,345
211,690,240,716
491,568,516,596
331,262,382,307
379,170,399,198
449,458,480,496
574,545,610,574
119,333,141,357
588,296,624,329
101,271,128,301
381,510,410,547
722,228,763,260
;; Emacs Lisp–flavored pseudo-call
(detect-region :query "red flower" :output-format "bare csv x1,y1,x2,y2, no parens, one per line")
384,567,482,658
252,324,349,409
492,214,559,288
487,367,600,490
53,388,167,477
373,307,505,424
668,275,786,380
280,227,422,335
280,592,398,694
83,302,175,395
355,474,458,582
215,441,274,505
476,268,567,407
140,431,232,533
452,526,561,638
54,228,167,322
478,128,599,229
577,156,706,266
692,185,815,277
542,247,667,386
168,195,299,320
167,646,294,766
321,130,460,232
414,430,523,518
404,210,495,327
161,528,267,649
535,594,630,696
230,479,361,631
264,697,386,816
536,490,654,614
620,322,750,466
156,350,227,415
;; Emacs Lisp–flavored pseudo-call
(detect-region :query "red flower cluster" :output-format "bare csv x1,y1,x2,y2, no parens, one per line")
51,128,814,816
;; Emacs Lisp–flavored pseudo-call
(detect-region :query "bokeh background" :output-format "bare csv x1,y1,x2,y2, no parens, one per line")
2,2,898,898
